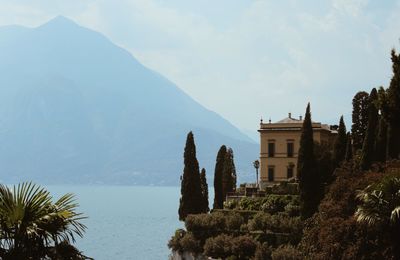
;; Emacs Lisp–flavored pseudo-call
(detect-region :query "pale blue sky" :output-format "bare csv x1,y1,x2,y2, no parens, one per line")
0,0,399,134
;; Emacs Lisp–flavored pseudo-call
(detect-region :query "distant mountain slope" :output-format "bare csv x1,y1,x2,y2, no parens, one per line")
0,16,258,185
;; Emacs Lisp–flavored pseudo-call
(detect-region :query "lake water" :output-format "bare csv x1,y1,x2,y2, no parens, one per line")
46,186,183,260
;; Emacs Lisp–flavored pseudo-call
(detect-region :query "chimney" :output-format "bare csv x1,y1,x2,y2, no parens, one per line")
288,112,291,118
299,115,303,120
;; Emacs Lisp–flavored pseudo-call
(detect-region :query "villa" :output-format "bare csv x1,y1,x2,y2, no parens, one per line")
258,113,337,188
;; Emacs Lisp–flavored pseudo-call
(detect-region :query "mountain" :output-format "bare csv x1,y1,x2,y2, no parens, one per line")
0,16,258,185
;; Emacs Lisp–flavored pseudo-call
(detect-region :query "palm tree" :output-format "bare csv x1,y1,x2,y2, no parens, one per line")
0,182,92,259
355,176,400,258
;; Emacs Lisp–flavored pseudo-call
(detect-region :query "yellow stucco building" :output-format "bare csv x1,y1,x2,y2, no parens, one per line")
258,113,336,187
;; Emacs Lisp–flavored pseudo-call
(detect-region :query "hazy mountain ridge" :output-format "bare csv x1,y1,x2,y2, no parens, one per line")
0,16,257,185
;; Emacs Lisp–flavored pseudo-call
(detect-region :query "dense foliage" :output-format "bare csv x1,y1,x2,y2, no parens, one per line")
224,195,300,216
169,190,304,259
300,162,400,259
355,174,400,258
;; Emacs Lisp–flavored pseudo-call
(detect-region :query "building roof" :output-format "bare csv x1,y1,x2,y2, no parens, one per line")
275,117,303,124
260,113,336,133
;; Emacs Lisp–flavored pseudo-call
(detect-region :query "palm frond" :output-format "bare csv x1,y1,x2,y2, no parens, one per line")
355,176,400,228
391,206,400,224
0,182,88,258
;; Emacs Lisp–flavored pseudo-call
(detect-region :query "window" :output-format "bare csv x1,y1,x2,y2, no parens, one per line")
287,142,294,157
268,167,274,181
287,166,294,179
268,143,275,157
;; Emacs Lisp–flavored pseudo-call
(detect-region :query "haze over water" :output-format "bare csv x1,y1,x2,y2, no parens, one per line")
47,185,183,260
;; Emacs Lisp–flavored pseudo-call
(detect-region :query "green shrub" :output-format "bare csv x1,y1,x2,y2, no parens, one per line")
212,209,258,222
284,204,301,217
254,242,272,260
203,234,258,260
271,245,303,260
185,212,226,240
261,196,288,214
168,229,186,252
225,213,245,232
224,199,239,210
265,182,299,195
248,212,303,244
235,195,299,213
231,235,258,259
179,232,202,255
248,212,269,232
238,197,263,211
204,234,232,259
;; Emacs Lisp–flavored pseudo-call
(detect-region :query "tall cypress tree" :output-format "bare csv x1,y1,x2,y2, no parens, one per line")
333,116,347,167
297,103,319,219
213,145,227,209
345,132,353,161
387,49,400,159
375,117,388,162
377,86,389,120
351,91,370,152
200,168,209,213
376,86,389,162
178,132,203,221
361,88,379,170
222,148,236,203
229,148,237,191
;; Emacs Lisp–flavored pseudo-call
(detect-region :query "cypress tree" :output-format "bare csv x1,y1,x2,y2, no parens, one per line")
333,116,347,167
351,91,370,152
213,145,227,209
361,88,379,170
377,86,389,120
387,49,400,159
222,148,236,203
230,149,237,191
200,168,209,213
375,117,388,162
345,132,353,161
376,86,389,162
297,103,319,219
178,132,203,221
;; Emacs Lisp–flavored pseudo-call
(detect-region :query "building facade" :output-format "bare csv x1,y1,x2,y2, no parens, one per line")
258,113,336,187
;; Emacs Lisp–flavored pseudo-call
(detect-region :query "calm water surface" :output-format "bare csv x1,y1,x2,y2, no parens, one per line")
46,186,183,260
